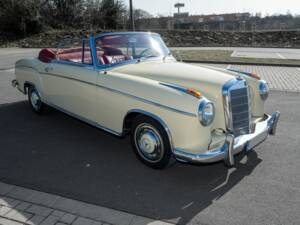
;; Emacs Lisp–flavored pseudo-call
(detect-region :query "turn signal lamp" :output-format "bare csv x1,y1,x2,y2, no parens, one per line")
187,88,202,98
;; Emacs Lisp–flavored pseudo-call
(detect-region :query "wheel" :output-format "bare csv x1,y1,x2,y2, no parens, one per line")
130,116,173,169
28,86,44,114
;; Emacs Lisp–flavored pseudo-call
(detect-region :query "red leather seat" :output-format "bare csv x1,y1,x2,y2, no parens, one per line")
38,49,56,63
103,55,126,64
102,46,127,64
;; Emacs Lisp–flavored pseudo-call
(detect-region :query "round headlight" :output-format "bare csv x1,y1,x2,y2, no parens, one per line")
259,80,269,100
198,99,215,126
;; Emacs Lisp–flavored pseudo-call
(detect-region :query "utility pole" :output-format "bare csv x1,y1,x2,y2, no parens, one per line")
129,0,135,31
174,3,185,14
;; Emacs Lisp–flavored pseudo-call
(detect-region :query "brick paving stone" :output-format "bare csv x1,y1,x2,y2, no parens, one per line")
0,217,23,225
131,216,173,225
95,207,134,225
0,197,19,208
59,213,76,224
27,215,46,225
92,221,103,225
0,205,12,216
228,65,300,92
39,215,59,225
4,209,33,223
0,182,173,225
9,200,21,208
51,210,65,218
51,198,80,214
72,217,95,225
15,202,31,211
26,191,60,208
25,205,53,217
6,187,35,201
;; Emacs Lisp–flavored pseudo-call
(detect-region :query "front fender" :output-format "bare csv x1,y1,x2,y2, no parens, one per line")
101,71,215,153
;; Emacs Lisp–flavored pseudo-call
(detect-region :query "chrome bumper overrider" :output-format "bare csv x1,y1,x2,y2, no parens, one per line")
173,111,280,167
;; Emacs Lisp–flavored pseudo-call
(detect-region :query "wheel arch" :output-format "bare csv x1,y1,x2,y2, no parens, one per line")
23,81,36,94
123,109,174,151
24,81,43,100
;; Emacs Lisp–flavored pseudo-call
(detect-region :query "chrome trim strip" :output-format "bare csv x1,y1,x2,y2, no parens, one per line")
16,66,197,117
51,60,94,68
99,84,197,117
227,69,254,78
45,101,123,137
159,82,188,93
40,72,94,86
159,82,203,99
173,111,280,164
38,71,196,118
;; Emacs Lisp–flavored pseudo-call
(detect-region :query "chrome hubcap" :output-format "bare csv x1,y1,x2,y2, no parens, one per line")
30,91,40,110
134,124,164,162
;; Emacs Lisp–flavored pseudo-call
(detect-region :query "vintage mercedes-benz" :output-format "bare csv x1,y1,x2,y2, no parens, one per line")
12,32,280,169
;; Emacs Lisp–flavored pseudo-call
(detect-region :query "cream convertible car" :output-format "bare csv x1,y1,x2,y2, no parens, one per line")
12,32,280,169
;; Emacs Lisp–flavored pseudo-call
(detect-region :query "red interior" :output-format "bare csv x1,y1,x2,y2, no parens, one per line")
38,46,128,65
38,48,56,63
101,46,127,64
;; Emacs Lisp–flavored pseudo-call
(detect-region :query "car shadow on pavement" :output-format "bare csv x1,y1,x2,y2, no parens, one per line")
0,101,262,225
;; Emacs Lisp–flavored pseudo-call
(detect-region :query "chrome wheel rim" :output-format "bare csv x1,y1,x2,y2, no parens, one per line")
134,124,164,163
30,90,40,111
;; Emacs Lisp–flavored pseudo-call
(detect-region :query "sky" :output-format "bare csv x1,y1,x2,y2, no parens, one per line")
126,0,300,17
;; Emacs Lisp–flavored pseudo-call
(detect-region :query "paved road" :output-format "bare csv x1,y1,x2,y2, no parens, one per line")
0,49,300,225
194,64,300,92
0,48,39,70
171,47,300,60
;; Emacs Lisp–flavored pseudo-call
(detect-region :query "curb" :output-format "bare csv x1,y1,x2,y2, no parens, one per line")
0,182,174,225
183,60,300,67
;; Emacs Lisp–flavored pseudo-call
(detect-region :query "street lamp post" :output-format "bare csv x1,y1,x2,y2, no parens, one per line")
129,0,135,31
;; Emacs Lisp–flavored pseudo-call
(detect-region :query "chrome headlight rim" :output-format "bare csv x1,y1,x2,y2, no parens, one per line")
198,98,215,126
259,80,269,100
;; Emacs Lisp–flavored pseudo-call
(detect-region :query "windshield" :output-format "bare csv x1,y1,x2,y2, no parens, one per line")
95,33,170,65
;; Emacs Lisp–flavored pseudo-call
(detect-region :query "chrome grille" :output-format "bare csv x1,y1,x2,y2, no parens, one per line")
229,87,250,136
223,79,250,136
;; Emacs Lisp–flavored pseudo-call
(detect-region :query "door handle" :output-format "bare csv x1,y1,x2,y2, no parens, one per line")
99,70,107,75
45,67,53,72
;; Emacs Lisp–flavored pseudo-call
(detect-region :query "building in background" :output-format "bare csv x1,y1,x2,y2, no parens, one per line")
135,3,299,31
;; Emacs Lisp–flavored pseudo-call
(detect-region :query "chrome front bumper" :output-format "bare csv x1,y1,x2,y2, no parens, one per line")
173,111,280,167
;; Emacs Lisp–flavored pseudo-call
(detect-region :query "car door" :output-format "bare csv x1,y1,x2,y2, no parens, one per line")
42,63,97,121
41,39,97,122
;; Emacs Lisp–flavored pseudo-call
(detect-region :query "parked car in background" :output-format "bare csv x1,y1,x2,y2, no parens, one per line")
12,32,280,169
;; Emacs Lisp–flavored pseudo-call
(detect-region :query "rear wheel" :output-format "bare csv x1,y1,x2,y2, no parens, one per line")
28,86,44,114
130,116,172,169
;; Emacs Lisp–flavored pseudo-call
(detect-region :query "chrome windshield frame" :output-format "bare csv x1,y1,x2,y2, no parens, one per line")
91,32,172,70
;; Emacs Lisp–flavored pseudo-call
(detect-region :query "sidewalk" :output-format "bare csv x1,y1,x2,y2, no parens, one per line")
0,182,172,225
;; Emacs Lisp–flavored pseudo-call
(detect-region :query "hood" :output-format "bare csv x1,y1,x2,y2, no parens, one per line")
111,60,234,100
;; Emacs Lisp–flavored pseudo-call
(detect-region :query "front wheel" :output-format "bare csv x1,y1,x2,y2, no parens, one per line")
130,116,173,169
28,86,44,114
